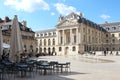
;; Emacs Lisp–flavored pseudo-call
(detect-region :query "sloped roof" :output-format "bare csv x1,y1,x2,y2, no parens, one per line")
1,20,34,33
100,22,120,32
35,28,56,33
56,12,106,32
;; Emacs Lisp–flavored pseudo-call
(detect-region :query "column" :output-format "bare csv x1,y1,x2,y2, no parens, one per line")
62,30,64,45
64,30,66,44
78,28,80,44
70,28,72,45
58,30,60,45
57,30,59,45
76,28,78,44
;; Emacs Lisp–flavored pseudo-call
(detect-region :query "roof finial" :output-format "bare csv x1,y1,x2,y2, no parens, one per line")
14,15,17,18
80,13,83,17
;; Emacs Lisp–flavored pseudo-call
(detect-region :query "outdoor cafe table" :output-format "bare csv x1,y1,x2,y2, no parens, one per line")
40,62,51,75
26,60,36,71
58,63,67,73
16,63,28,77
2,60,13,66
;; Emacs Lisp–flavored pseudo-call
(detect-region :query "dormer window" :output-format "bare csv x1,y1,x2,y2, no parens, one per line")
45,33,47,36
37,34,39,37
107,27,110,30
114,27,116,30
40,33,43,36
22,26,25,30
112,27,116,30
29,28,32,31
53,32,56,35
49,32,51,36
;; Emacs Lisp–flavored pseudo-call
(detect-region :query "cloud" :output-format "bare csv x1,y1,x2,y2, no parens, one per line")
54,3,80,15
4,0,50,12
100,14,110,20
51,12,55,16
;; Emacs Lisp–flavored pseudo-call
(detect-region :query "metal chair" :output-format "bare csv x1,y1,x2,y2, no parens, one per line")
65,62,71,72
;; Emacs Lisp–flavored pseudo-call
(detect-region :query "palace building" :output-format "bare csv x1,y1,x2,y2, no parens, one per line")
0,16,37,54
35,12,120,55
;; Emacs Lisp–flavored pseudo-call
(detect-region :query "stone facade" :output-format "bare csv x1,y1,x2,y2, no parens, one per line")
35,12,120,55
0,16,37,55
35,29,57,55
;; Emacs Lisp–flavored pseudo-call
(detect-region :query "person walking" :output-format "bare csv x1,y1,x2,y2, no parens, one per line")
104,50,107,56
116,51,119,56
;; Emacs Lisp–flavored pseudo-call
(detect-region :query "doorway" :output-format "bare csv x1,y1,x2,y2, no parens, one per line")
65,47,69,55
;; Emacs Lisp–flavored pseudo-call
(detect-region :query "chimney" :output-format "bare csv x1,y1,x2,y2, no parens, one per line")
5,16,10,22
21,21,27,26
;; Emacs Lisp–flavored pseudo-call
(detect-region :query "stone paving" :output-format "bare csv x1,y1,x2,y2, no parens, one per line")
10,54,120,80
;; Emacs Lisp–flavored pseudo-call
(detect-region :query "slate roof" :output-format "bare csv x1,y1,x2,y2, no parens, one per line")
35,28,56,33
56,12,107,32
77,15,107,32
100,22,120,32
1,20,34,33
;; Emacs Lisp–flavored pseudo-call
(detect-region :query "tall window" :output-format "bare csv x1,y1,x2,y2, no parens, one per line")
53,39,55,45
83,35,85,42
40,40,42,46
83,28,85,32
112,34,114,37
119,33,120,37
44,48,46,53
92,37,94,43
106,40,108,43
106,34,108,37
44,39,46,46
48,39,50,45
112,39,115,43
61,37,63,44
74,35,76,43
89,36,90,43
52,47,55,52
72,46,76,51
59,47,62,51
119,39,120,43
68,36,70,44
39,47,42,53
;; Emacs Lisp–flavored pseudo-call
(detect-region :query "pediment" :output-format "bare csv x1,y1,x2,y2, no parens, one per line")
56,19,78,27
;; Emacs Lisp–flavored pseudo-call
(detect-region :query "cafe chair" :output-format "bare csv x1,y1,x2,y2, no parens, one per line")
65,62,71,72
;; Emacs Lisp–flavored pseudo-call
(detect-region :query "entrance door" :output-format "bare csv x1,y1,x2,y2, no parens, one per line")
65,47,69,55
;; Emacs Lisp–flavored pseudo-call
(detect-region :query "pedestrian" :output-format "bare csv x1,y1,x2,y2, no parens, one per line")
110,51,113,55
104,50,107,56
116,51,119,56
